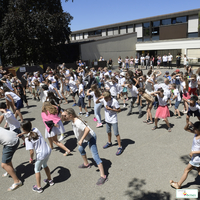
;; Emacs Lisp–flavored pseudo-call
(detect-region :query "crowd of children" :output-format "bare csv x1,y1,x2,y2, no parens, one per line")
1,62,200,193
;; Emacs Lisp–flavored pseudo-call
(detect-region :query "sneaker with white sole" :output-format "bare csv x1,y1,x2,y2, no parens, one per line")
32,185,43,193
44,179,55,186
96,175,107,185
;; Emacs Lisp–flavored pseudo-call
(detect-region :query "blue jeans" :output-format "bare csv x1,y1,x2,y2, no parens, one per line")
94,103,102,123
125,63,129,69
78,134,102,165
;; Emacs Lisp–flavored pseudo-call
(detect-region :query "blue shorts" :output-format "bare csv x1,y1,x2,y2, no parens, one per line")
34,154,50,173
187,109,200,117
66,85,70,92
174,101,181,109
15,99,24,110
78,97,85,108
106,122,119,136
2,140,19,163
88,95,92,100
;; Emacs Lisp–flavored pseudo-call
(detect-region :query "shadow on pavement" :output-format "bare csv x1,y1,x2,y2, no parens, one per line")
88,158,112,177
51,166,71,184
125,178,171,200
23,117,36,122
16,161,35,182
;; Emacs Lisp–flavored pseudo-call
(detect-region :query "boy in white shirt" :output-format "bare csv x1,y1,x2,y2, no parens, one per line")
96,91,123,156
171,84,181,118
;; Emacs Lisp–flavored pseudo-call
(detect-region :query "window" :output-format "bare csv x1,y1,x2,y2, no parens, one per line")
143,38,150,41
152,27,159,35
161,18,171,25
137,38,143,42
176,16,187,23
172,18,176,24
152,35,159,40
143,22,150,28
188,32,198,38
88,30,102,36
143,29,150,37
152,21,160,27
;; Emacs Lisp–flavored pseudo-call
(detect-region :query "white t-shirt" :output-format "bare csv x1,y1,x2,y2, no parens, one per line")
25,128,51,161
99,98,120,123
106,82,119,96
191,134,200,163
158,83,171,98
5,92,20,102
189,103,200,111
3,109,20,131
173,89,181,102
189,80,197,89
48,84,56,93
0,127,19,146
140,57,145,62
135,58,139,64
162,56,168,62
79,84,85,98
157,94,168,106
71,118,95,142
168,55,173,61
128,85,138,97
89,91,99,104
48,76,57,88
69,80,78,92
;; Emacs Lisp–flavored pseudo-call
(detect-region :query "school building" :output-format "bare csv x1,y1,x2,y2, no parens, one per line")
70,8,200,66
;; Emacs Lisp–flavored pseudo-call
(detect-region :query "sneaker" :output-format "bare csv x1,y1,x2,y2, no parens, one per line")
96,123,103,128
26,105,29,109
78,163,91,169
78,112,83,116
58,135,64,142
123,104,126,107
183,110,188,114
96,175,107,186
34,97,37,100
116,147,123,156
103,142,112,149
85,113,89,118
72,103,77,107
44,179,55,186
138,114,142,118
32,185,43,193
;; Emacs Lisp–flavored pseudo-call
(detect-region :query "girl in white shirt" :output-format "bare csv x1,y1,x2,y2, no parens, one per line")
20,121,54,193
151,88,171,132
1,86,24,122
170,121,200,189
87,84,103,127
77,77,89,117
61,108,107,185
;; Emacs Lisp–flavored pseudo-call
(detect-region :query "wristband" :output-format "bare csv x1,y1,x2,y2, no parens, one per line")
30,158,33,161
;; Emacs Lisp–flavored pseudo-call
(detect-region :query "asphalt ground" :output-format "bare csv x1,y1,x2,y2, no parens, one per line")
0,66,200,200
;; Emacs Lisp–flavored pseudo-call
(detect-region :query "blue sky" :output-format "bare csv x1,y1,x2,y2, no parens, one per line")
61,0,200,32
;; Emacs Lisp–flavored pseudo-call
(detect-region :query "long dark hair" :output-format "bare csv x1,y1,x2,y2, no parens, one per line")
91,84,101,98
21,121,39,141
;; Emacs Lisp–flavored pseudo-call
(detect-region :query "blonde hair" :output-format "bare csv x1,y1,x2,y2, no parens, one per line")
64,108,87,125
102,91,111,98
42,102,57,115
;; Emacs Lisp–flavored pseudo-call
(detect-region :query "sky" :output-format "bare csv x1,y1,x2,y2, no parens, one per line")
61,0,200,32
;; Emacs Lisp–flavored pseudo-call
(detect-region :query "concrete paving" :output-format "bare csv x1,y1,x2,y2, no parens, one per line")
0,66,200,200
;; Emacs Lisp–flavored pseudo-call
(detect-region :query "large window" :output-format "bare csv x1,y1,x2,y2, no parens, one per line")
143,22,150,28
143,29,150,37
176,16,187,23
188,32,198,38
152,21,160,27
161,18,171,25
88,30,102,36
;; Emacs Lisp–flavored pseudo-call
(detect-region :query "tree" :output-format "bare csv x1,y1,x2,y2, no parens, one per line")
0,0,73,66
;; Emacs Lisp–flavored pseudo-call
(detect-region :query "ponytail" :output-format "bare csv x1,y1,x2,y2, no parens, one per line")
20,120,39,141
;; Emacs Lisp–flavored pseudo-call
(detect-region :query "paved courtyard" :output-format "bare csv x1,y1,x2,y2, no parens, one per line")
0,66,200,200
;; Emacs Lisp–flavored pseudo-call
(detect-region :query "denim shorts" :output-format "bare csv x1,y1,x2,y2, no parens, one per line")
78,97,85,108
78,134,102,165
174,101,181,109
2,140,19,163
34,154,50,173
106,122,119,136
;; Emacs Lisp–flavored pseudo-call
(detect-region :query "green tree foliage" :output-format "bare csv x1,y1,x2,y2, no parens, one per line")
0,0,73,66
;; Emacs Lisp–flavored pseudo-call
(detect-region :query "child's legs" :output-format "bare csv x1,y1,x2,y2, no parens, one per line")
1,162,20,183
48,137,54,149
178,163,194,186
89,136,105,177
34,160,43,188
186,115,190,123
78,98,82,112
78,142,89,165
41,155,51,180
94,103,102,123
148,107,153,121
188,87,192,95
112,123,121,147
88,95,91,107
106,123,112,143
163,118,170,128
52,135,70,152
15,110,23,122
154,117,158,126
